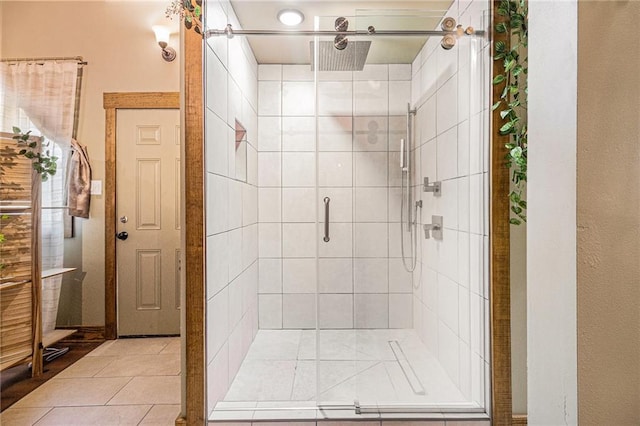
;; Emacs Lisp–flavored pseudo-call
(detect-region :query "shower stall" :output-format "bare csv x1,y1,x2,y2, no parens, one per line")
204,0,490,422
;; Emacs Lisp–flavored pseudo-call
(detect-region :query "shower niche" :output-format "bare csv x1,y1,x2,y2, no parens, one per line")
234,119,247,182
204,0,490,422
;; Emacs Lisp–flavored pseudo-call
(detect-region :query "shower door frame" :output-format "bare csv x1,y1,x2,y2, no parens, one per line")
180,0,513,424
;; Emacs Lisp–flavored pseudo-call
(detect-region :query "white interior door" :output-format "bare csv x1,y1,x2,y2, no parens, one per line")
116,109,180,336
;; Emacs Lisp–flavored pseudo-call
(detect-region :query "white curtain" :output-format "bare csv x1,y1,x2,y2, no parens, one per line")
0,61,79,334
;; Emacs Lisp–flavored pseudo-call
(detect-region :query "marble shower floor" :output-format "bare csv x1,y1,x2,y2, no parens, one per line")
213,329,469,419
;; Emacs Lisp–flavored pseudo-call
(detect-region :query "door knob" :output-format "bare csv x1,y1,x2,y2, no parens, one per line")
116,231,129,241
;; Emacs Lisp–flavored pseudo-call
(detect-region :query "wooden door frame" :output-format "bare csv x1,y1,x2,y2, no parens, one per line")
180,0,513,424
103,92,180,340
490,0,513,422
178,25,206,426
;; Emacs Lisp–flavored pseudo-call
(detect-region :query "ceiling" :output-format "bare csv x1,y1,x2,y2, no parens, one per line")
226,1,453,64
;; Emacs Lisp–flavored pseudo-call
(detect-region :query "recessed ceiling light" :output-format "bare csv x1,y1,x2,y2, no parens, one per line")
278,9,304,26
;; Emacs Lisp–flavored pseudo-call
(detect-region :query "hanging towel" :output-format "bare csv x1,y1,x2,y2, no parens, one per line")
67,138,92,218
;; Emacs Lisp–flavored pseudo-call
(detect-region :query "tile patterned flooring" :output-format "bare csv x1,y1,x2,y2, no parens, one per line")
212,329,472,421
0,337,180,426
1,333,484,425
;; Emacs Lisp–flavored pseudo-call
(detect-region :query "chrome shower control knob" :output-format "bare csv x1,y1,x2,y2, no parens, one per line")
334,35,348,50
441,17,457,31
441,34,457,50
335,17,349,32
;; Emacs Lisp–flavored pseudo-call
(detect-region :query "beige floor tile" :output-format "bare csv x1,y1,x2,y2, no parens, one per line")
159,339,181,354
139,404,181,425
318,422,382,426
55,356,117,378
13,377,131,408
211,423,251,426
0,407,51,425
87,338,175,357
94,354,180,377
34,405,151,425
107,376,180,405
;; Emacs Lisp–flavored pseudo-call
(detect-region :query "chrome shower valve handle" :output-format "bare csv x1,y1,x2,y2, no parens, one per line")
423,215,443,240
423,177,442,195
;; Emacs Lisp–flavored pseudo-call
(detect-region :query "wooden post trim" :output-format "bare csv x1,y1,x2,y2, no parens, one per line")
183,26,206,426
490,0,513,423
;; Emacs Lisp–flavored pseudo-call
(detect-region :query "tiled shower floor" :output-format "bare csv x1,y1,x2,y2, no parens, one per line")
212,329,471,420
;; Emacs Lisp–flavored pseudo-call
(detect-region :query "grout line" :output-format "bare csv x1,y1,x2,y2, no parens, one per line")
89,356,118,378
103,376,135,406
136,404,155,426
279,77,284,331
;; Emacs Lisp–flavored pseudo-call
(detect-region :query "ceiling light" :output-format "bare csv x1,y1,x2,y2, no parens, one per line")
278,9,304,26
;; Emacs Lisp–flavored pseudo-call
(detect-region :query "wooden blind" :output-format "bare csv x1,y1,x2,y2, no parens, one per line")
0,134,36,370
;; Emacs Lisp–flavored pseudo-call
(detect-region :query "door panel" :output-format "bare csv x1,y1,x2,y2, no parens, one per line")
174,158,181,230
136,159,161,230
116,109,180,336
136,249,161,310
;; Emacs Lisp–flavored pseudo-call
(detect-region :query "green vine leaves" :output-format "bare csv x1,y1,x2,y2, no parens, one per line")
12,127,58,182
493,0,528,225
166,0,203,35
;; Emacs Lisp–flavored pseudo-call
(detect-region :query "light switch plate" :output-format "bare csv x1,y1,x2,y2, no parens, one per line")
90,180,102,195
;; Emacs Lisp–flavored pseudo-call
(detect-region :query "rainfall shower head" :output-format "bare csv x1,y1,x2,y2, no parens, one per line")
309,39,371,71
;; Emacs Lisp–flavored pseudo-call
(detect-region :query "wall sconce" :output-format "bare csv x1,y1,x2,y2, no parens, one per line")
152,25,176,62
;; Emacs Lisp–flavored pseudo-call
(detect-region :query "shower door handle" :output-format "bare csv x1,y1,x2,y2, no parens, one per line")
323,197,330,242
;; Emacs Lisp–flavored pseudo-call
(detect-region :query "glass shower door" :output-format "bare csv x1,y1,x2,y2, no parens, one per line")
312,12,417,411
312,15,358,410
313,6,490,416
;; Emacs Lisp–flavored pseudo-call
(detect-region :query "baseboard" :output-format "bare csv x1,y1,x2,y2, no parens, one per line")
57,326,106,342
513,414,528,425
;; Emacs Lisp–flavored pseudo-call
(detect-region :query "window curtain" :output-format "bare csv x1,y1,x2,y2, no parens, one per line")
0,61,79,334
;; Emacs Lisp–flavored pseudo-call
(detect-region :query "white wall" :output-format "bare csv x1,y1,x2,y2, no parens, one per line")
256,64,414,330
205,0,259,415
410,0,489,405
1,1,180,326
527,1,578,424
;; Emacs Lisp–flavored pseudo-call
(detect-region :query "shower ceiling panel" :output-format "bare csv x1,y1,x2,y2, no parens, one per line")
228,0,453,64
